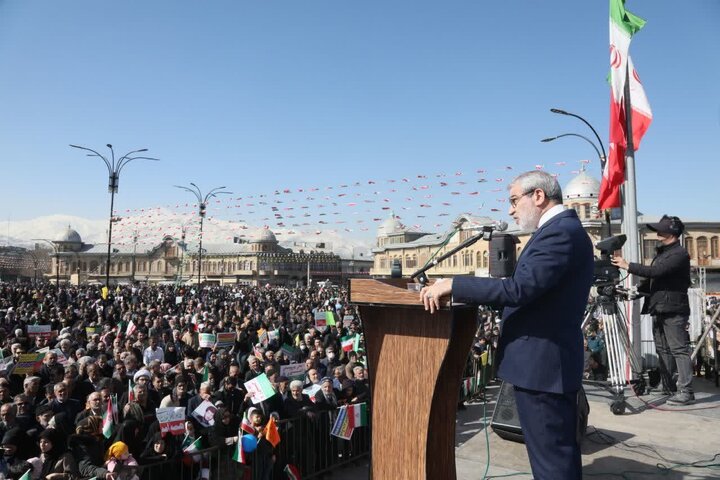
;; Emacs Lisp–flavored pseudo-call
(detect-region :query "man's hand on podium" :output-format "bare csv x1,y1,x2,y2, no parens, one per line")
420,278,453,314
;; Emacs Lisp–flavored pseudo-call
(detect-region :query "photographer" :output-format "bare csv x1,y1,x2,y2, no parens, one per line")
611,215,693,405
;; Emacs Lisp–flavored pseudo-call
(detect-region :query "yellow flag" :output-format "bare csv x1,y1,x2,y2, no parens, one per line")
101,286,108,300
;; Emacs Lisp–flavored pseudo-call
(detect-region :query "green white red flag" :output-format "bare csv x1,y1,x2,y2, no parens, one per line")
284,464,301,479
331,403,368,439
231,429,245,463
600,0,652,209
102,398,115,439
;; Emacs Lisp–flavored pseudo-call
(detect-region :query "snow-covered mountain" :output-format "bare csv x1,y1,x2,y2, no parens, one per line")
1,213,373,259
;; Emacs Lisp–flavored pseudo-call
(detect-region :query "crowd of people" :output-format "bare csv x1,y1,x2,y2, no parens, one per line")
0,281,373,480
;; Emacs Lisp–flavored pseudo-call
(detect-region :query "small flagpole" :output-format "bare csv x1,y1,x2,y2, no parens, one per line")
621,63,643,366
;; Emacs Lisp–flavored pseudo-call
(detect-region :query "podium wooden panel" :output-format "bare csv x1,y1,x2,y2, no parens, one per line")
350,278,477,480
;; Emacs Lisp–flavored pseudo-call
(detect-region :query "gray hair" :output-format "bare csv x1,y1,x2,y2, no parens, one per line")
510,171,563,204
289,380,303,390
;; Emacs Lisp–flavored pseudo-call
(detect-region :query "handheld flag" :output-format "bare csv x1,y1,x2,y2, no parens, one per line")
102,398,115,439
265,416,281,447
241,409,255,434
183,436,203,453
231,429,245,464
284,464,301,480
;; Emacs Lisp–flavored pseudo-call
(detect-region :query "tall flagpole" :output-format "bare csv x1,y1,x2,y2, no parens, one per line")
621,64,642,364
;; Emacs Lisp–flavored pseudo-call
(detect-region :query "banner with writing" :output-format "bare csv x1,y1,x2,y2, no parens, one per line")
13,353,45,375
156,407,186,436
279,363,306,381
215,332,235,348
27,325,53,339
199,333,216,348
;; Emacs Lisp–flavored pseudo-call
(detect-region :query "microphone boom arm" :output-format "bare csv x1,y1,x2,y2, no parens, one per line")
410,231,487,285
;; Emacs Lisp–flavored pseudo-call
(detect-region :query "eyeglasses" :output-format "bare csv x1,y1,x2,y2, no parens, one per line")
509,189,537,208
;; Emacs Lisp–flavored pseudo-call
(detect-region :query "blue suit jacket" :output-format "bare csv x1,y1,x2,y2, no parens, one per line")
453,209,593,393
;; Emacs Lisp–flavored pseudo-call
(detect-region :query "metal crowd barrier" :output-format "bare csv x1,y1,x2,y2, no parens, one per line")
140,348,488,480
139,409,370,480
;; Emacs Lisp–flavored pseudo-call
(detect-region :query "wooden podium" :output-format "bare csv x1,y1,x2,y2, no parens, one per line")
349,278,477,480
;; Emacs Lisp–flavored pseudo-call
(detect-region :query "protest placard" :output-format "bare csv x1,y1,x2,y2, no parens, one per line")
303,384,322,402
280,343,299,360
268,329,279,343
27,325,53,339
51,349,68,365
343,315,355,327
244,373,276,404
314,311,327,331
156,407,186,436
0,357,13,372
12,353,44,375
85,326,101,336
191,400,217,427
199,333,216,348
215,332,235,348
258,330,269,347
176,296,183,305
279,363,306,381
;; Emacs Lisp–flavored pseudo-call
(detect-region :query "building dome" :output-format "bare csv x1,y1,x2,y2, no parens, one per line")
56,225,82,244
251,227,277,243
564,169,600,200
377,212,405,237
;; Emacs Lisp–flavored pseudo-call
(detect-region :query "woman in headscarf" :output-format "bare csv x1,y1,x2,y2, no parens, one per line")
0,428,34,477
68,416,110,480
37,427,79,480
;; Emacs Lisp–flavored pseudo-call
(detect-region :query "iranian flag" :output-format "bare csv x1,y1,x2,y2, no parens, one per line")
241,408,255,434
600,0,652,209
284,464,301,480
331,403,368,439
341,335,358,352
102,398,115,439
231,429,245,464
126,319,137,337
183,436,202,453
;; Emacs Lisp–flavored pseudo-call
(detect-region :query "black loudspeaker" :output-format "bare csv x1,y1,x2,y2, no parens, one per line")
490,382,590,444
489,234,519,278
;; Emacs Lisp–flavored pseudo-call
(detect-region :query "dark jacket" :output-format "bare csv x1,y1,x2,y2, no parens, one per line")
628,240,691,316
453,209,594,394
68,433,109,479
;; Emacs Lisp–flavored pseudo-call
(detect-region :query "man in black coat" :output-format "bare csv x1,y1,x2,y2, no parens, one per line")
612,215,694,405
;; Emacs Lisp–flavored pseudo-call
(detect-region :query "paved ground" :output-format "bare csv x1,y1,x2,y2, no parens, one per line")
332,376,720,479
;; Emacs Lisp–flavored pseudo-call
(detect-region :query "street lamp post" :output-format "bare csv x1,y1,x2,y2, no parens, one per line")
549,109,607,168
547,108,611,238
174,184,231,286
541,132,612,238
131,229,139,283
70,144,158,288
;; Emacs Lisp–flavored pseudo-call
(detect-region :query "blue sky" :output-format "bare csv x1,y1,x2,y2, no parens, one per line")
0,0,718,244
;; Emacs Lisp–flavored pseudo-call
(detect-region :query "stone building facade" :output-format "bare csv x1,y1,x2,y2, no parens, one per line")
371,170,720,278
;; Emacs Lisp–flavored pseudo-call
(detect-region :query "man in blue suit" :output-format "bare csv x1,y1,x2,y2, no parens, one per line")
421,170,593,480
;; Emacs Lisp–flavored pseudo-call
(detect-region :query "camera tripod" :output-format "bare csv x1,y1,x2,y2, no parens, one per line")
582,286,657,415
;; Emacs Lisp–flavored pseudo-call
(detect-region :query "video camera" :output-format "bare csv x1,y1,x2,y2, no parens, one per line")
593,234,626,286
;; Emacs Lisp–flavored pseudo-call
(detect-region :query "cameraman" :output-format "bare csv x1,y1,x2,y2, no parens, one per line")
611,215,693,405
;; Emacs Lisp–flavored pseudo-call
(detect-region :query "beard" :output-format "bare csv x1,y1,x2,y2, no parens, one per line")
518,208,542,232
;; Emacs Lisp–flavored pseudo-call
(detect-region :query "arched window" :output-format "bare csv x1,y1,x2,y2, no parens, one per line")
476,251,482,267
482,251,488,268
711,236,719,259
583,204,591,219
685,237,694,259
697,236,709,261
